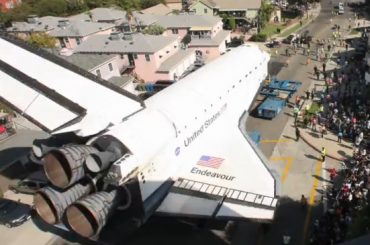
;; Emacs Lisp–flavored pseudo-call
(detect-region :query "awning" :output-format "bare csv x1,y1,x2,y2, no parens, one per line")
190,26,212,31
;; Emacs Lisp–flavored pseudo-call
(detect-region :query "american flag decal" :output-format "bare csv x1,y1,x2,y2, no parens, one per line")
196,155,224,169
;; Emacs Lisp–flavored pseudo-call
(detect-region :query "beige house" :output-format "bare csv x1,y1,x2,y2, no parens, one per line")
164,0,182,10
190,0,261,20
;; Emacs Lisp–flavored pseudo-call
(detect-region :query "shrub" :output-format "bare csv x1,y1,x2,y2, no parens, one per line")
250,33,267,42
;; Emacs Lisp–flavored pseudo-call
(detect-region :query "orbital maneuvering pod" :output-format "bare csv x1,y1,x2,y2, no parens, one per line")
33,135,132,238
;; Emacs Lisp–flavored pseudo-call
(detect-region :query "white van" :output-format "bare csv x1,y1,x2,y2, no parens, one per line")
338,6,344,14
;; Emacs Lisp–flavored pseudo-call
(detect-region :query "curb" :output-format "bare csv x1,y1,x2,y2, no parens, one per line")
272,4,322,39
299,130,346,161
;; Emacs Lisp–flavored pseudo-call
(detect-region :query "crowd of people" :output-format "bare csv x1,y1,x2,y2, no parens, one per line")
305,20,370,245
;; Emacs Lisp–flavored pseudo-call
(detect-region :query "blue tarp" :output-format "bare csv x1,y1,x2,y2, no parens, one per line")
257,97,286,119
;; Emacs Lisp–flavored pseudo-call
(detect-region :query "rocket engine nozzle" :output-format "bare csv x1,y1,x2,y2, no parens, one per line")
66,188,129,238
33,181,94,224
42,145,99,189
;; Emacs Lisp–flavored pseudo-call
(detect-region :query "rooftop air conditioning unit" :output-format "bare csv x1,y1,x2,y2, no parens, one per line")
109,32,123,40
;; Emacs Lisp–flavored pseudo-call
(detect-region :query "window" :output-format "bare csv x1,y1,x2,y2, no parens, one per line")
145,54,150,62
108,63,113,71
166,50,170,54
172,29,178,34
204,8,208,14
76,38,81,45
96,69,101,78
174,45,177,48
159,55,163,59
59,38,65,48
133,53,138,59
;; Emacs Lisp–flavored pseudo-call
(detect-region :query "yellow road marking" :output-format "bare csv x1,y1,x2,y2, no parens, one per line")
302,161,322,245
269,157,293,183
261,139,293,143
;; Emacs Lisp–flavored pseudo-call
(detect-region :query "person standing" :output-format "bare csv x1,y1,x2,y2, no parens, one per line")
321,125,326,138
322,63,326,73
338,131,343,143
321,147,327,162
295,127,300,141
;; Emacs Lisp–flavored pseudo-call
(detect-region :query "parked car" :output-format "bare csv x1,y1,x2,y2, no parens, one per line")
265,38,281,48
299,30,313,44
8,171,47,195
282,34,297,44
0,198,31,228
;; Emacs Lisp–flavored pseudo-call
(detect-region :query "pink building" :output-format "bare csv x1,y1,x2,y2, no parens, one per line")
151,14,231,61
49,20,115,49
74,32,196,83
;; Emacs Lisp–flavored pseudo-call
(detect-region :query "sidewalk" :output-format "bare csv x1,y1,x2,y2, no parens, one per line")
272,4,322,40
296,42,355,161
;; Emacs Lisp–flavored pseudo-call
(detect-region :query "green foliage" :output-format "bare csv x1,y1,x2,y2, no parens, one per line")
34,0,68,16
259,1,274,28
66,0,88,14
143,24,165,35
181,34,191,45
140,0,166,9
116,0,141,11
250,33,267,42
26,33,57,48
227,18,236,30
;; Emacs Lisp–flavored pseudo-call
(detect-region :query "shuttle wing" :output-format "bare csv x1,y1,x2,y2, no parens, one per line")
156,108,279,221
0,35,143,136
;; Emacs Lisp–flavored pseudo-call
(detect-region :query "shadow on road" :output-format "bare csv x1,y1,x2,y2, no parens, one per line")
304,154,320,160
312,174,332,184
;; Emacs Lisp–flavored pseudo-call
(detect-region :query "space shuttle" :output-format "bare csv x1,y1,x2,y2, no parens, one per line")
0,34,280,241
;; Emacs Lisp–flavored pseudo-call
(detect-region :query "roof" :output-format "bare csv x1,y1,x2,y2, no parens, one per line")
189,30,230,46
200,0,261,10
74,33,177,54
165,0,182,3
89,7,127,22
132,11,158,26
154,14,221,29
141,3,172,15
157,49,195,72
7,16,65,32
68,13,91,22
56,53,117,71
49,22,115,37
108,75,135,87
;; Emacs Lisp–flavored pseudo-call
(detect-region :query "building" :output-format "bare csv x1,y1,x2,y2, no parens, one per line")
141,3,173,15
164,0,182,10
48,20,115,49
0,0,20,12
74,32,196,83
190,0,261,22
88,7,128,24
49,49,136,92
154,14,231,60
7,15,65,38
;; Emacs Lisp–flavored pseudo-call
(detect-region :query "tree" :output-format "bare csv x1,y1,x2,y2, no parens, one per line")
228,17,236,30
140,0,166,9
181,34,191,45
143,24,165,35
259,1,274,28
35,0,68,16
26,33,57,48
